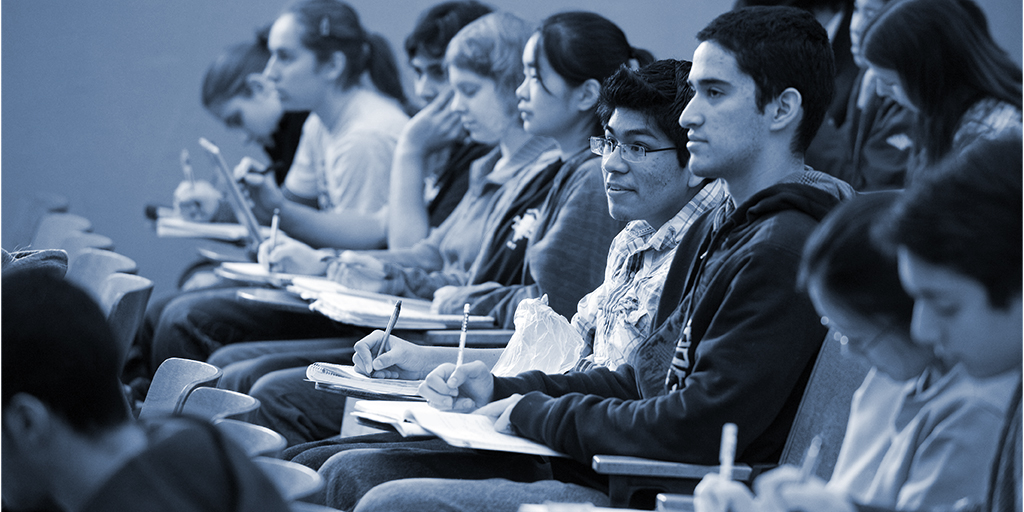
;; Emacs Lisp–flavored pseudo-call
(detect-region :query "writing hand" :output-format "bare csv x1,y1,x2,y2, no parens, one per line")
257,236,329,275
752,465,853,512
693,473,758,512
173,179,222,222
418,361,493,412
326,251,390,292
352,331,430,380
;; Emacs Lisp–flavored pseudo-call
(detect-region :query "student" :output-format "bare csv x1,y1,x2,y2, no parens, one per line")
302,7,853,511
143,11,557,373
692,192,1016,512
238,0,409,250
803,0,915,190
694,135,1023,512
236,58,728,447
861,0,1022,185
1,270,290,512
386,0,495,249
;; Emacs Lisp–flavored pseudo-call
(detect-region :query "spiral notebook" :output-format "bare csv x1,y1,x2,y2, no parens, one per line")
306,362,424,400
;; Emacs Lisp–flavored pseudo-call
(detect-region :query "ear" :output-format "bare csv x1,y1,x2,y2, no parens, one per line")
768,87,803,132
321,51,347,82
573,78,602,113
3,394,55,449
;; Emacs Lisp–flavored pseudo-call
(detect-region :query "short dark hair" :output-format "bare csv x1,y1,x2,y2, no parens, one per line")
876,135,1023,309
799,191,913,331
696,5,835,155
404,1,493,61
2,270,129,434
596,59,694,168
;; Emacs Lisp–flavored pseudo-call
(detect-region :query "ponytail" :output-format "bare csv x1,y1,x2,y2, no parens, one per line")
364,33,408,107
630,47,655,68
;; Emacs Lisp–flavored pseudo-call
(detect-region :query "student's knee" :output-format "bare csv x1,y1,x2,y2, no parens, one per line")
354,479,442,512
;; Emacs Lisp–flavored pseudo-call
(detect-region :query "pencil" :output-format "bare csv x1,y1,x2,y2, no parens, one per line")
719,422,737,480
377,300,402,359
269,208,281,249
799,435,822,482
180,149,195,188
455,303,470,368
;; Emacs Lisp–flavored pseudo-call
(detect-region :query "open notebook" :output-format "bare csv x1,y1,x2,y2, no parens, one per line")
306,362,424,401
351,400,568,458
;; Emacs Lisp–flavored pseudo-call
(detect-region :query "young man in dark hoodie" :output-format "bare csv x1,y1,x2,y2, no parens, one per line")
305,6,854,512
1,269,290,512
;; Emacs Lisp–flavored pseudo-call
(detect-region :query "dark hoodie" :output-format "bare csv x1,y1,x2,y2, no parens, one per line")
80,417,290,512
493,169,855,468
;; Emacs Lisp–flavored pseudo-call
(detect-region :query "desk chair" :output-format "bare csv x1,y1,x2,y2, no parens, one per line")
95,273,153,372
591,333,870,508
30,212,91,249
61,232,115,267
180,387,261,421
66,248,138,293
254,457,325,502
214,418,288,457
4,191,69,249
138,357,222,419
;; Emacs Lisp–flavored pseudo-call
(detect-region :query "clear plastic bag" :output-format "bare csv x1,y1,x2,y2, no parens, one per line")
491,295,585,377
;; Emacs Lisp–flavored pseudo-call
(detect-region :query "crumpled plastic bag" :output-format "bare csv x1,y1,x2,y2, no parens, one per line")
491,295,585,377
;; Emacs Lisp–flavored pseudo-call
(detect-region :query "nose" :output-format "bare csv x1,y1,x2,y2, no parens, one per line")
602,144,629,175
515,76,529,103
678,100,700,130
449,92,467,114
415,75,436,104
909,302,942,349
263,56,280,82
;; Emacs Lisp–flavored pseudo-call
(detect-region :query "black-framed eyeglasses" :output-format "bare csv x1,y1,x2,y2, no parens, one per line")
590,136,676,163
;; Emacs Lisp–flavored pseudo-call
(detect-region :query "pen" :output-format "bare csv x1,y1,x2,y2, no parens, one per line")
269,208,281,250
455,303,470,368
377,300,402,359
799,435,822,482
719,422,737,480
180,149,195,188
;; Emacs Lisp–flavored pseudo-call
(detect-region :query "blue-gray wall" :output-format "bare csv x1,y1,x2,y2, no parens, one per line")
3,0,1021,298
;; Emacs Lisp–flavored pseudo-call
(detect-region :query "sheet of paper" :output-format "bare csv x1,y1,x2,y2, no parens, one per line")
409,407,567,458
310,292,495,330
350,400,435,437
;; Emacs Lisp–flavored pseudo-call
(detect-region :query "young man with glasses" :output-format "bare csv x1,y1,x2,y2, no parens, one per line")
309,7,856,508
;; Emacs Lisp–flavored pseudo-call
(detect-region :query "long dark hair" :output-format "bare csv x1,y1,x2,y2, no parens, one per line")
863,0,1022,163
283,0,407,106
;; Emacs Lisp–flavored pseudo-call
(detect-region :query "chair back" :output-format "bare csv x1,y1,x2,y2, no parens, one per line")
61,232,115,265
66,248,137,292
180,387,260,421
30,212,91,249
4,191,69,249
138,358,221,419
214,418,287,457
254,457,325,502
95,273,153,372
776,333,871,480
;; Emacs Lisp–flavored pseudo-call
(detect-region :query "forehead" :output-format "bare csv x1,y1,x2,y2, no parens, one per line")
606,108,669,142
522,33,539,65
689,41,749,85
447,66,490,85
410,55,443,71
268,14,303,50
897,248,969,297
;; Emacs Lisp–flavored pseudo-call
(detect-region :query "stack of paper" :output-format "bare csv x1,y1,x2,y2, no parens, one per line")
350,400,568,457
306,362,424,400
310,292,494,330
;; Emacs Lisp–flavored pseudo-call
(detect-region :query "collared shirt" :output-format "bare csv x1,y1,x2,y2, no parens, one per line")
572,178,729,371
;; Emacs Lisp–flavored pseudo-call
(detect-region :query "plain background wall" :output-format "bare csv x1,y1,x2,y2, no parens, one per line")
2,0,1022,298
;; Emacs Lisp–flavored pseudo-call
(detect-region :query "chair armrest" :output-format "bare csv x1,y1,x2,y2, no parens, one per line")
592,454,753,481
